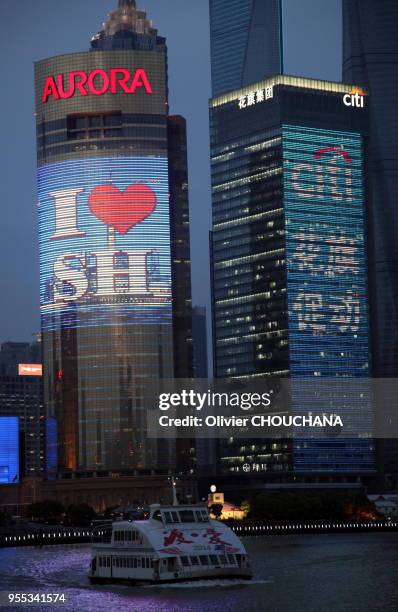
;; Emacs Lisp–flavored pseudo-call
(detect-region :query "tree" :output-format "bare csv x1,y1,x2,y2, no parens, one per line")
209,503,223,519
241,499,251,516
28,500,65,524
246,490,379,521
65,504,96,526
0,510,11,527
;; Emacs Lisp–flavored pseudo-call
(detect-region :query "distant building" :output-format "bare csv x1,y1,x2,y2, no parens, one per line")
0,374,44,478
192,306,208,378
343,0,398,488
192,306,216,476
0,341,44,478
368,495,398,518
209,0,283,97
0,341,41,376
343,0,398,378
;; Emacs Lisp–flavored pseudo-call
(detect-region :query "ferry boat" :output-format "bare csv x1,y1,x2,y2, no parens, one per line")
89,502,252,584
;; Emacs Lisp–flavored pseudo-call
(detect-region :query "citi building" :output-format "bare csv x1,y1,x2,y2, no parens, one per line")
35,1,192,475
210,77,375,480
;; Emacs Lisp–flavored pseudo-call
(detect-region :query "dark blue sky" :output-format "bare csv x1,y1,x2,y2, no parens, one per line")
0,0,341,342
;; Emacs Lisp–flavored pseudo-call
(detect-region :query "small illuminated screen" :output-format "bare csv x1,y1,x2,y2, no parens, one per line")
18,364,43,376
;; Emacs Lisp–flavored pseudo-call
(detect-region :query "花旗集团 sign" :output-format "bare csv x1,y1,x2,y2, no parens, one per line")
238,86,274,109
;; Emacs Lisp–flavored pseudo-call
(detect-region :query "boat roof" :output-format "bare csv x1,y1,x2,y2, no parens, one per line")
110,517,247,558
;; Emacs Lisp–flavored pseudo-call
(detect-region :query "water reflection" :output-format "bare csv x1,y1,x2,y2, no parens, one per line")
0,534,397,611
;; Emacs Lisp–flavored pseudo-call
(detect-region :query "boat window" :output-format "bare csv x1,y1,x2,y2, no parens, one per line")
126,531,132,541
107,557,111,567
164,512,173,524
190,556,199,565
209,555,219,565
99,557,102,567
180,556,190,567
133,558,137,568
219,554,227,565
201,510,209,522
150,559,154,568
179,510,195,523
152,509,163,522
199,555,209,566
171,511,179,522
195,511,204,522
227,554,236,565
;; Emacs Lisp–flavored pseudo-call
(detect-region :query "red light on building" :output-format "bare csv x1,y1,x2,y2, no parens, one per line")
41,68,153,103
18,364,43,376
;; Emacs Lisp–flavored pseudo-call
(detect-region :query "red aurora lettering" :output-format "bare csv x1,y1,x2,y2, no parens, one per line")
41,68,153,103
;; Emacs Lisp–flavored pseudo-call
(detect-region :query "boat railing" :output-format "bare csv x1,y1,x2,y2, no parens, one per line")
91,524,112,544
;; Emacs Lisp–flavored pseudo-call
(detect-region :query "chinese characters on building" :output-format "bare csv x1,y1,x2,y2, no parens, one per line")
238,85,274,109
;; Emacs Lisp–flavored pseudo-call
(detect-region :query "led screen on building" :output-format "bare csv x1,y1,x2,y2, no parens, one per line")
38,156,171,331
0,417,19,484
283,125,373,472
283,125,370,376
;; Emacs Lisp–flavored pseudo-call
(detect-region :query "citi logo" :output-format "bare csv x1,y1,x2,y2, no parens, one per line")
343,88,366,108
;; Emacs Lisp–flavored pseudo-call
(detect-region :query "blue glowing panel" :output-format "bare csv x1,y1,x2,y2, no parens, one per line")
283,125,373,472
45,417,58,477
0,417,19,484
283,125,370,376
38,156,171,331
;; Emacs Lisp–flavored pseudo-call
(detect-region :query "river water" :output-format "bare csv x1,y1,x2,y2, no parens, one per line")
1,533,398,611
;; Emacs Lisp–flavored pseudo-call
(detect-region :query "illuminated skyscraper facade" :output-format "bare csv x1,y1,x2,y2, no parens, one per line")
35,0,192,474
343,0,398,484
209,0,283,97
343,0,398,378
210,76,375,480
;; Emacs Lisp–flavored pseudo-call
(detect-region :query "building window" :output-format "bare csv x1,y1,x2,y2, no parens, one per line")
67,113,122,140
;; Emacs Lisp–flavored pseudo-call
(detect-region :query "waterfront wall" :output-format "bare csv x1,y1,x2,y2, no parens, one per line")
1,519,398,548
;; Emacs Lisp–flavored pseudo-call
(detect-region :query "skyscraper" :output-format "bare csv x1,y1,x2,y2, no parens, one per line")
0,341,44,478
209,0,283,97
343,0,398,486
210,76,374,481
343,0,398,377
35,0,192,475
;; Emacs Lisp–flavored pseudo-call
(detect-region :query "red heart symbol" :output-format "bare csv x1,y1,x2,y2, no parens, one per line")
88,183,157,235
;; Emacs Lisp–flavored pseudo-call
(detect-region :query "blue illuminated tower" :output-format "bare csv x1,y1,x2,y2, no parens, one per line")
34,1,192,474
209,0,283,96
